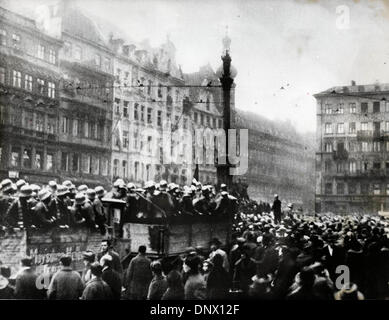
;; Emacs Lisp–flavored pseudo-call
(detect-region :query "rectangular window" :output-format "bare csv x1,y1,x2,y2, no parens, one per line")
72,119,78,136
122,160,127,178
337,183,345,195
123,101,129,117
72,154,79,172
361,184,369,194
373,101,380,113
61,152,68,171
361,102,368,113
113,159,119,177
362,142,369,152
37,78,45,94
337,123,344,134
35,150,43,169
349,161,356,173
47,115,55,134
24,74,32,91
374,184,381,195
349,183,356,194
62,116,69,134
324,142,332,152
325,104,332,114
46,153,54,171
35,113,44,131
134,103,139,120
12,34,20,48
349,103,356,113
194,112,198,123
48,82,55,98
141,106,145,122
22,148,32,168
104,58,110,72
361,122,368,131
157,110,162,126
94,54,101,67
11,147,19,167
0,67,5,84
337,104,344,114
84,121,89,138
0,29,6,46
373,141,381,152
133,131,139,149
49,49,56,64
114,98,120,115
325,123,332,134
23,111,33,129
101,159,108,176
123,131,129,149
336,162,344,173
349,122,356,134
74,46,82,60
13,70,21,88
183,118,188,129
147,108,152,124
38,44,45,59
200,114,204,126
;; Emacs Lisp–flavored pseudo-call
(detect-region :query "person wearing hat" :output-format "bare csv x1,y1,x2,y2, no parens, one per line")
120,183,139,236
86,189,106,235
150,180,175,218
33,189,56,229
81,251,95,285
0,179,14,227
15,179,27,192
14,256,45,299
55,185,72,228
4,185,34,229
63,180,76,201
179,187,199,216
77,184,88,194
272,194,282,224
193,186,216,216
72,193,96,230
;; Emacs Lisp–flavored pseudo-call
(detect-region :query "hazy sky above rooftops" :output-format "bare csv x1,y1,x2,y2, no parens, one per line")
5,0,389,133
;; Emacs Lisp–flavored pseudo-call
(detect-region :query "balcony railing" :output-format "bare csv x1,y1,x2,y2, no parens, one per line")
357,130,389,141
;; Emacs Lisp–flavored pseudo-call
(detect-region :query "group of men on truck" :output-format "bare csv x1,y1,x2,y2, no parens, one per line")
0,177,237,235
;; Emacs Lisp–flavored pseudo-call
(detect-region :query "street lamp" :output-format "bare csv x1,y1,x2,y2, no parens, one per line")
215,33,237,190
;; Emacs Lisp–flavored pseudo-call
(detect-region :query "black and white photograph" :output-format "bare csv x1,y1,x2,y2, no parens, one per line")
0,0,388,309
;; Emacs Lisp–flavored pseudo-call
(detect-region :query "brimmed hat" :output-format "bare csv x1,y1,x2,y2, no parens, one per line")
38,189,52,201
1,179,13,192
30,184,41,192
113,179,125,188
19,185,32,198
63,180,76,190
56,185,69,197
77,184,88,192
48,180,57,189
159,180,168,188
86,189,96,198
75,193,86,205
95,186,106,196
127,183,135,190
145,180,155,189
16,179,27,189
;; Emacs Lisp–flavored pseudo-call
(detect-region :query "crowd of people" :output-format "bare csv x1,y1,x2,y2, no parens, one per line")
1,176,389,300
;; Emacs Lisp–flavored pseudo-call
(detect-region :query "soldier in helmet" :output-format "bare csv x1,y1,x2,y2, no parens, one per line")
193,186,216,215
72,193,96,231
87,189,106,235
63,180,76,202
137,181,155,218
33,189,56,229
77,184,88,195
0,179,15,228
151,180,175,218
121,183,138,231
55,185,72,228
5,185,34,230
15,179,27,195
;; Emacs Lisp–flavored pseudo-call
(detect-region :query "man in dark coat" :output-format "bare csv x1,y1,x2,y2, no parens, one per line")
14,257,46,299
97,239,123,275
100,254,122,300
47,255,84,300
87,189,106,235
123,245,152,300
0,179,15,227
82,262,113,300
5,185,34,229
272,194,282,224
151,180,175,218
33,189,56,229
55,185,73,228
72,193,96,230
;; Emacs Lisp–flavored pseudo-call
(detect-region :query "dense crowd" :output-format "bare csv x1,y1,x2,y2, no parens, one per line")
1,177,389,300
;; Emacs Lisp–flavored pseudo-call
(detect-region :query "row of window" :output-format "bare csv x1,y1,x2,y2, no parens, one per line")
325,182,389,195
324,101,388,114
0,67,56,98
324,141,389,153
325,159,389,173
324,121,389,134
61,116,106,140
0,29,57,64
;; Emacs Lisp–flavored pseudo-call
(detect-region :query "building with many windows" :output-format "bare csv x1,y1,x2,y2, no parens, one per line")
235,110,315,211
314,81,389,214
0,6,63,184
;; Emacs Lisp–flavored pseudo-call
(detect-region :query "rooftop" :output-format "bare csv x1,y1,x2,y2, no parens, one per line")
315,82,389,97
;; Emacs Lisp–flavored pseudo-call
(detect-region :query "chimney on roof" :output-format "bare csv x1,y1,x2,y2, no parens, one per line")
351,80,356,86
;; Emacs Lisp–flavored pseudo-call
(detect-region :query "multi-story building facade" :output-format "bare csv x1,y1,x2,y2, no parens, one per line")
314,82,389,214
0,6,63,184
235,110,315,211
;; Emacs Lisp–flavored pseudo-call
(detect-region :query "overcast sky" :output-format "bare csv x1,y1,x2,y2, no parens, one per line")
6,0,389,133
